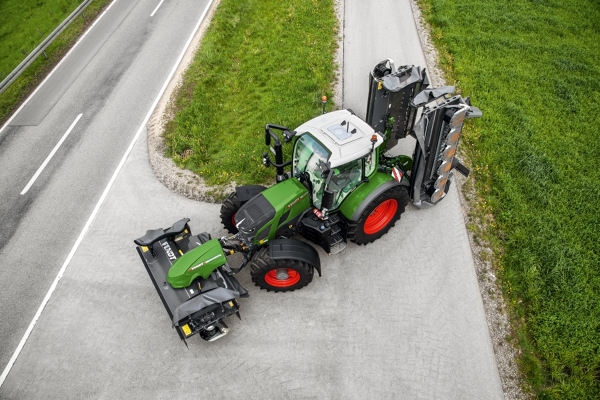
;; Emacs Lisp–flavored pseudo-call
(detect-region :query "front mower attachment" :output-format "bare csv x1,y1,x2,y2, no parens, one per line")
135,219,248,343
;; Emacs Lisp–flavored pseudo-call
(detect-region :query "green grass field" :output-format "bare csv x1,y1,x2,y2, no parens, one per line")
0,0,112,124
418,0,600,397
163,0,338,186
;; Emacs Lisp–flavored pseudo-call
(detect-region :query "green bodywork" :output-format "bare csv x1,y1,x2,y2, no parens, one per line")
164,132,414,290
167,239,226,288
339,171,395,220
252,178,311,245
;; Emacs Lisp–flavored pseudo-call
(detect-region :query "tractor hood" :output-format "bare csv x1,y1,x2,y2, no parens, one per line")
235,179,310,244
167,239,226,288
234,193,276,239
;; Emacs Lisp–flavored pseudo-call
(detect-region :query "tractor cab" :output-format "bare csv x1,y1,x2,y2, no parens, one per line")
292,110,384,211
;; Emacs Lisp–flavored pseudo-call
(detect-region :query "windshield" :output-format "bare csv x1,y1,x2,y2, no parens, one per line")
293,134,331,209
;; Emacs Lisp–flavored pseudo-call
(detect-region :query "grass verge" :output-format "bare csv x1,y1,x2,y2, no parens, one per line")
0,0,113,125
418,0,600,397
163,0,338,186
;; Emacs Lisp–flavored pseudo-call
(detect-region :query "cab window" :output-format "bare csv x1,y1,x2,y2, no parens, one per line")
327,159,363,209
293,134,331,209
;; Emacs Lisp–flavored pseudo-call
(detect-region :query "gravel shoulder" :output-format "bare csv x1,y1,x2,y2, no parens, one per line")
146,1,526,398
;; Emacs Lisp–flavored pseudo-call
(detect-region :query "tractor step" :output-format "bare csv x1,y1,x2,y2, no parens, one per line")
329,214,340,224
330,223,341,235
329,241,346,255
330,233,344,246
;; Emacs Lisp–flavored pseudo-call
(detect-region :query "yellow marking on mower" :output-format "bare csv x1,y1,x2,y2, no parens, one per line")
378,81,383,90
229,301,234,307
181,324,192,337
179,249,183,255
141,246,149,252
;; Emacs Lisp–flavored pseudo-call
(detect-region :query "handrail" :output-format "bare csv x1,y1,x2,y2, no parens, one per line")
0,0,93,95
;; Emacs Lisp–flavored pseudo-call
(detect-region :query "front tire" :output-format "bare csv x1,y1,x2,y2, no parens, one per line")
220,192,242,234
249,247,313,292
347,185,409,245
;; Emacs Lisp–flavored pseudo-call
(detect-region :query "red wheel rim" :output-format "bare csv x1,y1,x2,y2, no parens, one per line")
364,199,398,234
231,213,236,227
264,269,301,287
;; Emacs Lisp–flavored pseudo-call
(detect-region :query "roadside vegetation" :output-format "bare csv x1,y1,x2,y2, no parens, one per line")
418,0,600,397
0,0,113,125
163,0,338,186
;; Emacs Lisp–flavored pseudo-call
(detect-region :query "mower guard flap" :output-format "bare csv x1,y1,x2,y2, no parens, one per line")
172,287,241,326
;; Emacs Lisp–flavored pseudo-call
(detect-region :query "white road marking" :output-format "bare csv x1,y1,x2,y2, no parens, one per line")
20,113,83,195
0,0,119,135
150,0,166,17
0,0,215,388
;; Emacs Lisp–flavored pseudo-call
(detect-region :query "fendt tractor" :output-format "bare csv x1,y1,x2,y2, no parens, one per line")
134,60,482,343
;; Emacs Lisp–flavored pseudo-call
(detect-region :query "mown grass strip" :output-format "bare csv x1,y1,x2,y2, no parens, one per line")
0,0,113,125
418,0,600,397
163,0,338,186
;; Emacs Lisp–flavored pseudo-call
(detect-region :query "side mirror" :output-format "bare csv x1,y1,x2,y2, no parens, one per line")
322,189,335,210
283,130,297,142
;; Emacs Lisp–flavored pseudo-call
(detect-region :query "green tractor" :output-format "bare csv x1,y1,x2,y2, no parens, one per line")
134,60,481,343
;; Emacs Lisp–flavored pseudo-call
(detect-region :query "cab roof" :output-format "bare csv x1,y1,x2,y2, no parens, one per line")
294,110,383,168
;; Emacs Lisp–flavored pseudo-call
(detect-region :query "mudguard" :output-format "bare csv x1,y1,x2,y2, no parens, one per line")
269,238,321,277
339,171,402,222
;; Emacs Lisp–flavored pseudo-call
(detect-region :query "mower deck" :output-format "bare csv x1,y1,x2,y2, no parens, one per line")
136,234,248,341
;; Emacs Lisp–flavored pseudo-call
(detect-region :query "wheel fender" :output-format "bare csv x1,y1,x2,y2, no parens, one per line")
339,173,402,222
235,185,267,202
268,239,321,277
349,179,402,221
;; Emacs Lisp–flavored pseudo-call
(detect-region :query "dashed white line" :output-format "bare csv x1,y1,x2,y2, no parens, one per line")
20,113,83,195
0,0,118,135
150,0,165,17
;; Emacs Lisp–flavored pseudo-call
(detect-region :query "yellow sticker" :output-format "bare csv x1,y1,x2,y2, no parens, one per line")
182,324,192,336
378,81,383,90
141,246,149,252
229,301,234,307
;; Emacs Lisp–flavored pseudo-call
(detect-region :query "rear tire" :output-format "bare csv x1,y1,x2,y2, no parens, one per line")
220,192,242,234
347,185,408,245
250,247,313,292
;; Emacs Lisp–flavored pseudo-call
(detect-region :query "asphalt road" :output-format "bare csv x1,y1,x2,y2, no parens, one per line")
0,0,211,383
0,0,504,398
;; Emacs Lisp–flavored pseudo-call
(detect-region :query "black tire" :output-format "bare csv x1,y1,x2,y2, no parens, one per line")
220,192,242,234
249,247,313,292
347,185,409,245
